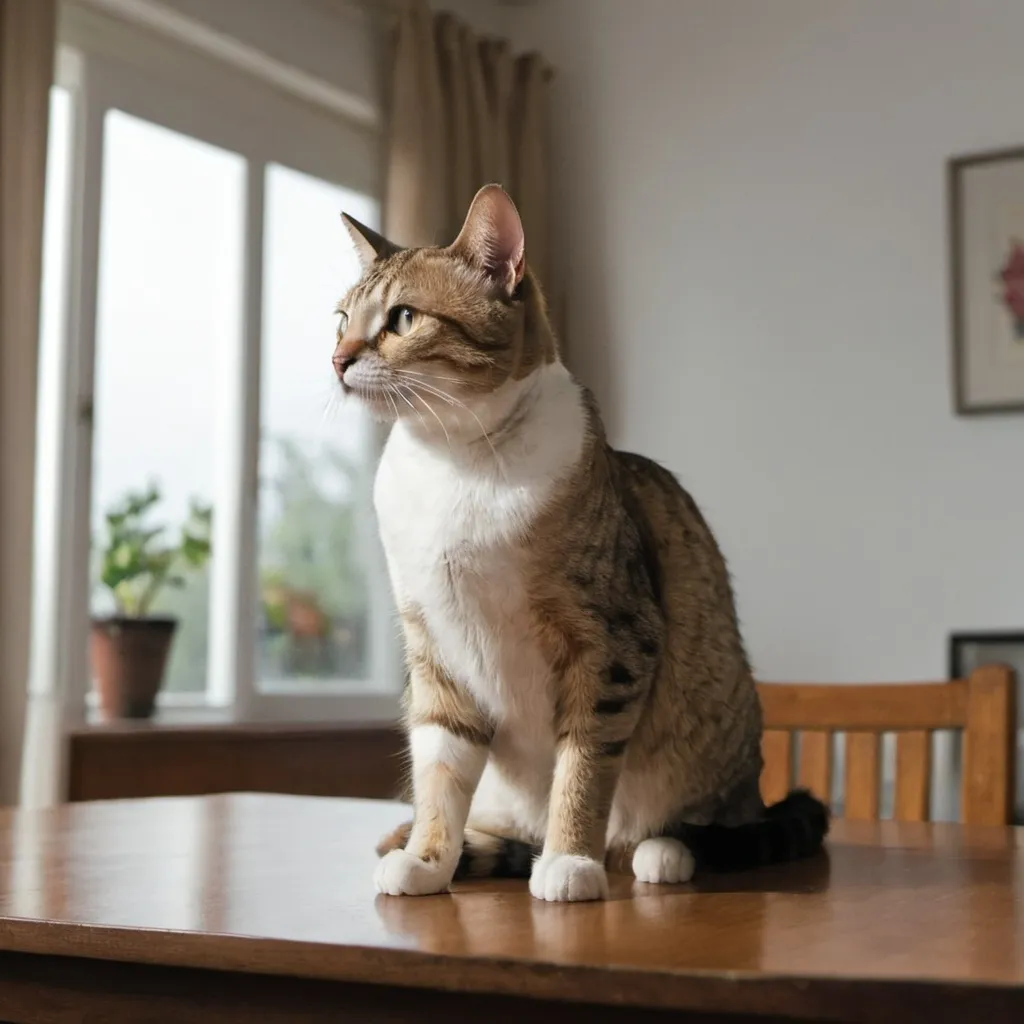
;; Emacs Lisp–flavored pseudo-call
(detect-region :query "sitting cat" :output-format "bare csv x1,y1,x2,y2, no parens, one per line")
333,185,827,902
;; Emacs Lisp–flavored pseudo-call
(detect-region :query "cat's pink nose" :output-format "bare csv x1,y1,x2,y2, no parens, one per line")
333,352,356,379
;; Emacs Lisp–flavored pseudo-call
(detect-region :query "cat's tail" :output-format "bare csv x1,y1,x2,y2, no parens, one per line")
375,821,538,880
454,828,538,880
668,789,830,872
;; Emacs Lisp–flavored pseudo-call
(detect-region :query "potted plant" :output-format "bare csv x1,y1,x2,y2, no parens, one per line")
91,484,212,719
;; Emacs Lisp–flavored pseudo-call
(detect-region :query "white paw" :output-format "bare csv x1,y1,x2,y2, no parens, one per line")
529,853,608,902
374,848,453,896
632,837,695,884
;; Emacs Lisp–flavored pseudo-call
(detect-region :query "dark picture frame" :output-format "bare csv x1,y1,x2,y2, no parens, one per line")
949,147,1024,415
948,630,1024,681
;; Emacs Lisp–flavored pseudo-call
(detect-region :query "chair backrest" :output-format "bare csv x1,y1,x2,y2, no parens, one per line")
756,666,1016,825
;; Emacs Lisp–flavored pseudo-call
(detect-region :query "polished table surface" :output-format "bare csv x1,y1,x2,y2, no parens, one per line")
0,793,1022,1023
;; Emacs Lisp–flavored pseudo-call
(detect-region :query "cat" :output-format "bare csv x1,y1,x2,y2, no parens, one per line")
334,185,828,902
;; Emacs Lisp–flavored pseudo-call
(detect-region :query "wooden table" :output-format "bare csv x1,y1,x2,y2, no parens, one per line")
0,794,1021,1023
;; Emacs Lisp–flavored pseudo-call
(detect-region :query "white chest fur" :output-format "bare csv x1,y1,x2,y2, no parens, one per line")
373,363,585,727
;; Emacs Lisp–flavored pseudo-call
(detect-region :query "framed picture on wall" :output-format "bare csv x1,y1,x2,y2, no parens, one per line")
949,629,1024,682
948,630,1024,823
949,148,1024,414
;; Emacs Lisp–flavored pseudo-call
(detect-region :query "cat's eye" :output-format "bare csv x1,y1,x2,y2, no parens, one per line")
387,305,416,338
336,311,349,336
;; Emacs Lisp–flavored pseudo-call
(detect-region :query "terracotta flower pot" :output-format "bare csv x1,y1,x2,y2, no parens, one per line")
90,616,177,720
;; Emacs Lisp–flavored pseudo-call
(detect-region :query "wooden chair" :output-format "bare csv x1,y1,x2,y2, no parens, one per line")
756,665,1017,825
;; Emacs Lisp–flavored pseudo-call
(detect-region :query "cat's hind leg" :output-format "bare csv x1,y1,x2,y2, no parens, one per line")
626,775,758,885
631,837,696,883
376,821,538,880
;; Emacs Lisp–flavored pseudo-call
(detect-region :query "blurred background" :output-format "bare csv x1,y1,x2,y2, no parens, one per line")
0,0,1021,818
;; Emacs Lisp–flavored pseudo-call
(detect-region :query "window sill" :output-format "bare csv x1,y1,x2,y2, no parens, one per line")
82,704,233,729
71,715,400,738
81,686,403,729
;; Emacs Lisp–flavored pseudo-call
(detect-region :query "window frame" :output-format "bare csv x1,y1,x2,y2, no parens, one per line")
40,6,401,725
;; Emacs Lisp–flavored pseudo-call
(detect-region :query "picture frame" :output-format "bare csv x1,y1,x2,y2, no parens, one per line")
948,629,1024,682
949,147,1024,414
948,630,1024,823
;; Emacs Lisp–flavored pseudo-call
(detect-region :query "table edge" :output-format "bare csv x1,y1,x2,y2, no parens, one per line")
1,917,1021,1021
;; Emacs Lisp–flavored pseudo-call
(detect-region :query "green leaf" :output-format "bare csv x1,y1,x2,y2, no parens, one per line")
95,483,213,615
137,526,166,548
113,542,134,569
180,534,211,567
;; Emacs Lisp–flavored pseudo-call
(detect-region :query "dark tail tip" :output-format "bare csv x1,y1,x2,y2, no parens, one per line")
767,787,831,836
672,788,830,873
454,830,537,880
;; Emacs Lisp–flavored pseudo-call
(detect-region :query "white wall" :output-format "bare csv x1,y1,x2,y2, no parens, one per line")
509,0,1024,681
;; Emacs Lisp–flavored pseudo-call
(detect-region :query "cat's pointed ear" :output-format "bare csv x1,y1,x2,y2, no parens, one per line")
341,213,399,270
448,184,525,295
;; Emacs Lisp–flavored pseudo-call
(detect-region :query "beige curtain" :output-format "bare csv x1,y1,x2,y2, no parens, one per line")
385,1,561,349
0,0,56,804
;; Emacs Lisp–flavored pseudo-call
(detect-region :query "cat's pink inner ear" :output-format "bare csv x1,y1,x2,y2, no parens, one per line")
449,185,526,294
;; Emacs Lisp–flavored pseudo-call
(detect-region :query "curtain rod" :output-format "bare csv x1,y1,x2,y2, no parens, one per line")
331,0,554,75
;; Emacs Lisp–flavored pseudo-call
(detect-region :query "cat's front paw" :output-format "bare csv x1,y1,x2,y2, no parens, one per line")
374,848,453,896
529,853,608,902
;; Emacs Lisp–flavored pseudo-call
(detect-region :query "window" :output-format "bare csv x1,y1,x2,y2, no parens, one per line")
258,164,379,693
33,10,396,723
92,111,245,695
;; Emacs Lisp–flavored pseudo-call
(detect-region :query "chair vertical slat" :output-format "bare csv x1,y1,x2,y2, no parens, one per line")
961,666,1016,826
844,731,881,820
798,729,832,804
760,730,793,804
894,730,931,822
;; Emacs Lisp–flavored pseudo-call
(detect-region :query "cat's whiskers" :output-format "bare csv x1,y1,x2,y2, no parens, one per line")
395,379,454,450
391,372,458,407
392,374,504,471
391,372,504,470
321,385,344,424
380,384,401,424
391,382,431,436
394,368,468,386
388,382,419,419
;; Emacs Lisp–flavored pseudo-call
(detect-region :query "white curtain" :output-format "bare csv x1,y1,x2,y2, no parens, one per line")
384,0,562,353
0,0,56,804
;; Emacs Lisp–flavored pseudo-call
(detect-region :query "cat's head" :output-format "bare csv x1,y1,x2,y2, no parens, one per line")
333,185,556,426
